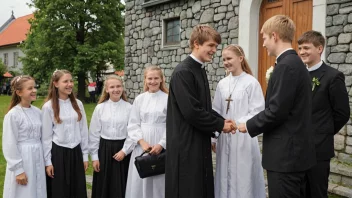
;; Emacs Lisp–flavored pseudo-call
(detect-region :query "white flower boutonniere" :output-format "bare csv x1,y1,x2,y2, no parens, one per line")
312,77,320,91
265,66,274,83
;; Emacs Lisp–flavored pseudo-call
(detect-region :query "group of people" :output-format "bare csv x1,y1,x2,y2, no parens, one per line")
2,14,350,198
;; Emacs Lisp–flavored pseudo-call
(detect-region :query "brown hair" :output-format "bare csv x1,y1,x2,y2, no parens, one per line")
98,75,128,104
189,25,221,50
297,30,325,48
44,69,82,124
8,75,35,112
261,15,296,43
143,65,169,94
223,44,253,76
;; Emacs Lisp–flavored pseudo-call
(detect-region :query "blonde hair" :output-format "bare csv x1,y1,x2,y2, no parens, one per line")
45,69,82,124
8,75,35,112
261,15,296,43
189,25,221,50
223,44,253,76
143,65,169,94
98,75,128,104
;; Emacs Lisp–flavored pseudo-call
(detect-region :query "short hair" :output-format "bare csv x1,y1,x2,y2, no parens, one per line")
297,30,325,48
189,25,221,50
261,15,296,43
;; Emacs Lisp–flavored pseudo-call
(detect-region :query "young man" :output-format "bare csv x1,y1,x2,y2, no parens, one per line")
238,15,316,197
165,25,235,198
298,30,350,198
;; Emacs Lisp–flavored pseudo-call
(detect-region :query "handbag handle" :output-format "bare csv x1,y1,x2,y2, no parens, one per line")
139,148,152,157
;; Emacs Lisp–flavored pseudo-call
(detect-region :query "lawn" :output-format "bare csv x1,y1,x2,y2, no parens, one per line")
0,95,96,196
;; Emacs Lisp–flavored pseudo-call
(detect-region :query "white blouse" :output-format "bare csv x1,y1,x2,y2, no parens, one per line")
89,99,135,161
2,105,42,175
42,99,89,166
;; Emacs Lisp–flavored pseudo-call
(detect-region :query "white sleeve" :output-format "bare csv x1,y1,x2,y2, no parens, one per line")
88,105,102,161
121,137,136,155
212,83,223,117
2,113,25,176
127,98,144,144
79,101,89,162
41,104,54,166
237,82,265,124
158,99,167,149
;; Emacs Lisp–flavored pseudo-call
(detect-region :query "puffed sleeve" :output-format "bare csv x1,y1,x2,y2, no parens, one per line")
41,103,54,166
78,100,89,162
88,104,102,161
2,112,24,176
127,96,144,144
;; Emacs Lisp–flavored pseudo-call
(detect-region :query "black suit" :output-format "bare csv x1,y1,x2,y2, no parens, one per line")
247,50,316,197
305,62,350,198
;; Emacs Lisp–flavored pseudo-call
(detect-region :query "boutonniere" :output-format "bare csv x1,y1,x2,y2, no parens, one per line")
265,66,274,83
312,77,320,91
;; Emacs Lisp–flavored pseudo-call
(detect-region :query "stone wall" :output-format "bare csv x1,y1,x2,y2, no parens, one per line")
124,0,239,100
326,0,352,196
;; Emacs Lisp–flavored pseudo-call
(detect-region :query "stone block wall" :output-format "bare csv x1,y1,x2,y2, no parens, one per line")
326,0,352,195
124,0,239,100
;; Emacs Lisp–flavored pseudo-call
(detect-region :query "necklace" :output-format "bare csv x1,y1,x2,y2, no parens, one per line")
20,105,35,137
225,74,242,114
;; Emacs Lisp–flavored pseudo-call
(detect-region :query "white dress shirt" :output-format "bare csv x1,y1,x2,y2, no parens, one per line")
89,99,135,161
307,60,323,72
42,99,89,166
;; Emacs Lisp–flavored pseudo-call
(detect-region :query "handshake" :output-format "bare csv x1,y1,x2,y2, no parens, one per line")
222,120,247,134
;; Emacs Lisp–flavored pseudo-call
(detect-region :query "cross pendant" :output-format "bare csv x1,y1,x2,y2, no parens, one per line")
225,95,233,114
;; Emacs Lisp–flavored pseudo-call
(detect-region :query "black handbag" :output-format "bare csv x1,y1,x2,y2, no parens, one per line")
134,149,166,179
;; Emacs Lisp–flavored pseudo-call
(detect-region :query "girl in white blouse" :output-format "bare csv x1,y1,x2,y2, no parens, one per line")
89,75,135,198
41,70,88,198
125,65,168,198
2,75,47,198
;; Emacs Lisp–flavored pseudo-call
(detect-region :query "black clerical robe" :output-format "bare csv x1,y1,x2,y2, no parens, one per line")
165,56,224,198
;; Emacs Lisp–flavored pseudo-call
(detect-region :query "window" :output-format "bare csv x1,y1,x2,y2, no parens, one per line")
3,53,8,66
142,0,173,8
163,18,180,47
13,52,19,67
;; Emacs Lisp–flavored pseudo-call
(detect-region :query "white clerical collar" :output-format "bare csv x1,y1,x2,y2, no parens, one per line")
276,48,293,63
190,54,205,68
307,60,323,72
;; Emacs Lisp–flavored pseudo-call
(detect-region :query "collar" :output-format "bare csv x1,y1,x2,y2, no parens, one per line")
307,60,323,72
108,98,122,104
190,54,205,68
276,48,294,64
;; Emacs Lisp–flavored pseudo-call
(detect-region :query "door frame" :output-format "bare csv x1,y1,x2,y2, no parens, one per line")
238,0,326,78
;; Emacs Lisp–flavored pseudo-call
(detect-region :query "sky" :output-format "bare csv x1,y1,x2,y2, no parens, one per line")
0,0,125,26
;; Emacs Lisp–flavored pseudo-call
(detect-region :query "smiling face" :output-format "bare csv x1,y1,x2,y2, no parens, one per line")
222,49,243,75
145,70,162,93
298,42,323,67
193,39,218,63
105,78,123,102
262,32,278,57
54,73,73,99
17,79,37,104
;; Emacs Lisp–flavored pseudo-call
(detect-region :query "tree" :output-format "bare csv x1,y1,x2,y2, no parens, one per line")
0,58,6,76
21,0,125,100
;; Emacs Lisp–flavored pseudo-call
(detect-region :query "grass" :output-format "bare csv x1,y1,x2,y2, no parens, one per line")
0,95,96,196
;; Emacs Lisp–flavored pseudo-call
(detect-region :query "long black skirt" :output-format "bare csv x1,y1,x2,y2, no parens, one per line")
92,138,131,198
47,143,87,198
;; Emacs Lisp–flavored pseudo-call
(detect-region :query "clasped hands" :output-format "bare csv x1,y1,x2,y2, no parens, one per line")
223,120,247,134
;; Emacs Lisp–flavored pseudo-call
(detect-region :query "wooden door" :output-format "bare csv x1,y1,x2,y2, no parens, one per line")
258,0,312,93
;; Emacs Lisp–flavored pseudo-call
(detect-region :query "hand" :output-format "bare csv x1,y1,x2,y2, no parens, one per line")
92,160,100,172
46,165,54,178
238,123,247,133
16,172,28,185
113,150,126,161
149,144,163,155
138,139,151,152
84,161,89,172
211,143,216,153
223,119,237,133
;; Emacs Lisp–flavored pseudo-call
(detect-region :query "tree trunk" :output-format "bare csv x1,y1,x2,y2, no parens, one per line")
77,71,86,102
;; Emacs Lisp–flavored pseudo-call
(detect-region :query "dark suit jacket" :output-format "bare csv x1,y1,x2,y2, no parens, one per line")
310,62,350,161
247,49,316,172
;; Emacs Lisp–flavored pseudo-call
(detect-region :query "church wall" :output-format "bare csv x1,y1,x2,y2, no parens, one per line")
124,0,239,100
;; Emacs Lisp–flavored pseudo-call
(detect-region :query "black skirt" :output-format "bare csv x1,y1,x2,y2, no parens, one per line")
47,142,87,198
91,138,131,198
